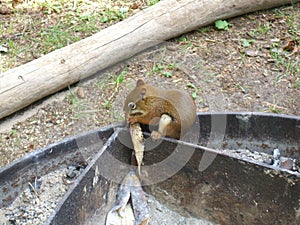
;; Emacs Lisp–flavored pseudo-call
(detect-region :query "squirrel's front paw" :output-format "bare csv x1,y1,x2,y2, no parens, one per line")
127,117,137,125
151,131,162,141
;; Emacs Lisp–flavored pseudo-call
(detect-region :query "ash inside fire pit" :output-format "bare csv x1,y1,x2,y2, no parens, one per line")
0,166,84,225
220,148,300,173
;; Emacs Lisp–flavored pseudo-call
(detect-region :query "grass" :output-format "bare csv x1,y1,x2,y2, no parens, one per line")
283,6,300,88
0,0,158,73
144,46,178,78
239,5,299,88
40,22,82,52
149,0,160,6
96,68,127,110
270,42,300,86
186,83,198,99
38,0,63,14
151,63,164,74
241,38,254,48
68,85,85,119
1,1,299,90
148,62,178,78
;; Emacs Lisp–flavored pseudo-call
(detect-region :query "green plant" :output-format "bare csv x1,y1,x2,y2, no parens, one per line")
149,0,160,6
38,0,63,14
241,39,254,47
199,27,208,33
269,105,283,114
179,36,186,42
100,8,129,23
178,36,192,48
294,79,300,88
270,46,300,84
40,22,81,52
163,71,172,78
167,63,176,70
115,69,126,87
273,8,284,17
191,92,197,99
68,86,80,106
250,22,270,37
286,15,299,39
215,20,229,30
152,63,164,73
103,100,111,109
235,83,248,93
187,83,196,89
258,22,270,34
241,52,246,63
187,83,198,99
101,69,127,109
10,129,17,137
150,62,177,77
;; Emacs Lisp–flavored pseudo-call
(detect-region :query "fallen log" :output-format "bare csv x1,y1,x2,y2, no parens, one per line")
0,0,298,120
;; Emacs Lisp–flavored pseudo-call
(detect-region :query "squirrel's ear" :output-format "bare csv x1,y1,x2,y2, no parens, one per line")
140,88,146,100
136,79,145,87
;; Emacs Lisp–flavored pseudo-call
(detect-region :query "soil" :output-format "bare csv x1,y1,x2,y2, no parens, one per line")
0,0,299,199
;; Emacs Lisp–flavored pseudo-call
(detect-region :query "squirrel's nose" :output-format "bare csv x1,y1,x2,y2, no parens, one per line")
128,102,136,110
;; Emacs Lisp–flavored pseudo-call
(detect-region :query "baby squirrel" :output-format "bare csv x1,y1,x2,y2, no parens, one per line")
124,79,196,140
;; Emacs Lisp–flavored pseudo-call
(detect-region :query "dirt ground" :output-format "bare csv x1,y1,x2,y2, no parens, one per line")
0,2,299,167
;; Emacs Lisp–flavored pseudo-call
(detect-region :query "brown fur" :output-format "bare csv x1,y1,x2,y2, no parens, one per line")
124,79,196,139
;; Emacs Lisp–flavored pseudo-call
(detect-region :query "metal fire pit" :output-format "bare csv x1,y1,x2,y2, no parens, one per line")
0,113,299,225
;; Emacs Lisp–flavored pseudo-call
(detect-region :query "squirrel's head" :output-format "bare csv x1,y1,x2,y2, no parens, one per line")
124,79,150,118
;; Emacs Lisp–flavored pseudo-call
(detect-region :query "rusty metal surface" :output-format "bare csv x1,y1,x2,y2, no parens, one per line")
0,123,119,208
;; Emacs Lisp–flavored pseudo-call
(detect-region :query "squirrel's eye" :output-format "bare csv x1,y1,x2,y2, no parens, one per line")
128,102,136,110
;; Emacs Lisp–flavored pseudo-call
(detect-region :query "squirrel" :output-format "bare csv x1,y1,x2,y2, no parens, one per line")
124,79,197,140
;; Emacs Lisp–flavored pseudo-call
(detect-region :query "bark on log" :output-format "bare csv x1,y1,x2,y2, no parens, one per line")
0,0,298,120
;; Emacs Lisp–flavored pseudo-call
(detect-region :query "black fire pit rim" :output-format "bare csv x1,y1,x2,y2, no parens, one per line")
198,111,300,120
133,129,300,179
47,118,300,224
44,129,121,225
2,112,299,224
0,122,123,173
1,111,299,174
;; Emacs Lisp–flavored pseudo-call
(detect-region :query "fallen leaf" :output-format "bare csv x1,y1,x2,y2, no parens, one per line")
283,39,297,52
